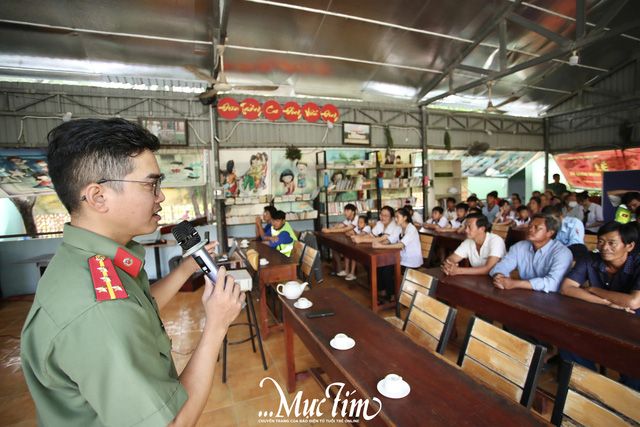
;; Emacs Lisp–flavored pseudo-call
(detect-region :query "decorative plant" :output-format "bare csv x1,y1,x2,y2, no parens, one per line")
384,125,394,156
444,130,452,151
285,145,302,162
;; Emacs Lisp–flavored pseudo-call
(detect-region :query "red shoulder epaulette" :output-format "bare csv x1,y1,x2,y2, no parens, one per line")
88,255,129,301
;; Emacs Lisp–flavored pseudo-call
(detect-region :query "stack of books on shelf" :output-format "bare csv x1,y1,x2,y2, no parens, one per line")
378,176,423,188
325,200,377,214
273,193,312,202
381,197,417,209
226,195,270,205
331,176,376,191
285,210,318,221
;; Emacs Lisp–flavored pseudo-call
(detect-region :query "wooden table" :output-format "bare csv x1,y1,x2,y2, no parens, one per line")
506,226,528,248
313,231,401,313
282,288,548,426
419,228,466,251
247,239,298,340
427,268,640,380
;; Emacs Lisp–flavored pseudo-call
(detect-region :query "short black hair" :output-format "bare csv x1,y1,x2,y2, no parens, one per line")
468,207,482,214
272,210,286,220
404,204,414,213
467,195,478,203
279,169,294,183
465,213,491,232
264,205,278,217
542,205,563,218
621,191,640,206
516,205,529,213
512,196,521,202
456,202,469,211
487,191,498,199
553,173,560,178
432,206,444,214
532,213,560,238
598,221,638,245
576,191,590,202
498,199,510,208
530,196,541,205
511,193,520,198
344,203,357,212
380,206,395,218
47,118,160,214
358,215,368,222
447,197,456,204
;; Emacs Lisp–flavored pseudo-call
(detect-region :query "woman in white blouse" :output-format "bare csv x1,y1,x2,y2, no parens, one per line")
372,207,423,301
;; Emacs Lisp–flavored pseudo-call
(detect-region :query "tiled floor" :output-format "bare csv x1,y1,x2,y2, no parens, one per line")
0,264,562,426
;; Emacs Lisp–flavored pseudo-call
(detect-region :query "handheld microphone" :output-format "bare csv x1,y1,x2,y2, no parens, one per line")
172,221,220,282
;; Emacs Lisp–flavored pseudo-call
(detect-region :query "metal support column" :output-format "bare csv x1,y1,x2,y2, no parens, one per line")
543,117,550,192
421,106,429,221
209,104,227,250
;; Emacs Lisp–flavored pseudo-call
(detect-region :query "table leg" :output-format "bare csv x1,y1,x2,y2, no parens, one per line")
370,258,378,314
284,311,296,393
260,281,269,341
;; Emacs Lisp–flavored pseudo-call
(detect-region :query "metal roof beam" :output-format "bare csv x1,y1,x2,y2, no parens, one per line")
414,0,524,101
419,19,640,107
590,0,628,35
499,20,507,71
575,0,586,39
456,64,492,76
507,13,569,45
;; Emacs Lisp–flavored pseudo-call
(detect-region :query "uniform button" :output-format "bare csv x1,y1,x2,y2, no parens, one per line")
123,257,133,267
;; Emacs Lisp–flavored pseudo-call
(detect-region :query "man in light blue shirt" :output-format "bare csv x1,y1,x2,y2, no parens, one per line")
542,205,589,257
490,214,573,293
482,191,499,223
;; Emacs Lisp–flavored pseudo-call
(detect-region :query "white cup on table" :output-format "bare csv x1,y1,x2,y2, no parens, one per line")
383,373,403,394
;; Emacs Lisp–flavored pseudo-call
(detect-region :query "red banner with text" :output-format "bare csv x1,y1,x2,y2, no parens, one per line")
554,149,640,189
217,98,339,123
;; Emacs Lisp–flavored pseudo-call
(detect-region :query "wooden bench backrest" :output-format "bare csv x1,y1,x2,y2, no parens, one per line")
492,224,510,241
397,268,438,310
403,292,457,355
584,234,598,252
300,246,317,279
458,316,545,408
420,234,434,261
291,241,305,265
551,361,640,426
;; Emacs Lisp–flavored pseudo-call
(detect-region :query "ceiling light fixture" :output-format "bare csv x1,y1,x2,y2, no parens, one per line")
569,51,579,66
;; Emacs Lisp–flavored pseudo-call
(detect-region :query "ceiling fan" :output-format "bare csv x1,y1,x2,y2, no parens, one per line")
466,141,491,156
483,82,519,114
186,44,279,99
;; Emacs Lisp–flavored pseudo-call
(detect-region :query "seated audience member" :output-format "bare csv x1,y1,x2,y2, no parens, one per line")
466,195,480,210
482,191,499,223
373,208,423,301
532,190,542,198
565,192,581,217
511,195,522,210
514,205,531,226
542,205,588,257
607,191,640,222
445,197,457,221
540,192,551,209
493,199,515,225
321,203,357,275
577,191,603,234
559,221,640,391
256,205,278,240
422,206,449,229
437,202,468,233
490,214,573,293
547,173,567,196
442,213,506,276
262,210,298,256
343,216,372,281
468,206,482,215
405,204,423,228
528,196,541,215
352,206,400,244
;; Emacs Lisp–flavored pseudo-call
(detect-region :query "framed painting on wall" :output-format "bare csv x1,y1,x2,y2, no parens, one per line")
343,122,371,145
139,118,188,146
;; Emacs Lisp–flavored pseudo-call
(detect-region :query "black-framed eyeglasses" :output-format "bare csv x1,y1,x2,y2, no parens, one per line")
81,174,165,201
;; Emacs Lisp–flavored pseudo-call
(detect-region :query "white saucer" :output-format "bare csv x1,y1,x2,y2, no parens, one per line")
376,379,410,399
259,260,269,266
240,245,249,249
294,301,313,309
330,337,355,350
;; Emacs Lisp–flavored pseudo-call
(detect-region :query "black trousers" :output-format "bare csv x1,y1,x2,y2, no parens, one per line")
377,265,406,297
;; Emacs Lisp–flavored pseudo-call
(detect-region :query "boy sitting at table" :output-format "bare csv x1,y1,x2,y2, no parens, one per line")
343,216,372,281
441,213,506,276
422,206,449,230
559,221,640,391
493,199,515,226
513,205,531,226
256,205,278,240
436,202,468,234
321,203,358,275
262,210,298,257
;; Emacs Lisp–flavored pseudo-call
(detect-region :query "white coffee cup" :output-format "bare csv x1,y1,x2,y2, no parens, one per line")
241,239,249,247
334,333,349,346
297,297,311,307
259,258,268,265
384,374,403,394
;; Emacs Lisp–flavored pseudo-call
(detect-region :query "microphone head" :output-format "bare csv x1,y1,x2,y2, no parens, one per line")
171,221,201,250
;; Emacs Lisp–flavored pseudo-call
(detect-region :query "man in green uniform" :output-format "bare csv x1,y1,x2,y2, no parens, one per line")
262,210,298,256
21,118,245,426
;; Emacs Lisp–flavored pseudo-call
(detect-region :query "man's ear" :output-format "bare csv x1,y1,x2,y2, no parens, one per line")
627,240,636,253
81,184,109,213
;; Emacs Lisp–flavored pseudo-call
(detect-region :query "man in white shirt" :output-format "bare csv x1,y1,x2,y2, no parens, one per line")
442,213,506,276
321,203,358,275
577,191,603,234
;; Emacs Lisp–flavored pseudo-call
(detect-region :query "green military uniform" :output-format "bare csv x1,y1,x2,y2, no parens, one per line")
21,224,187,426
